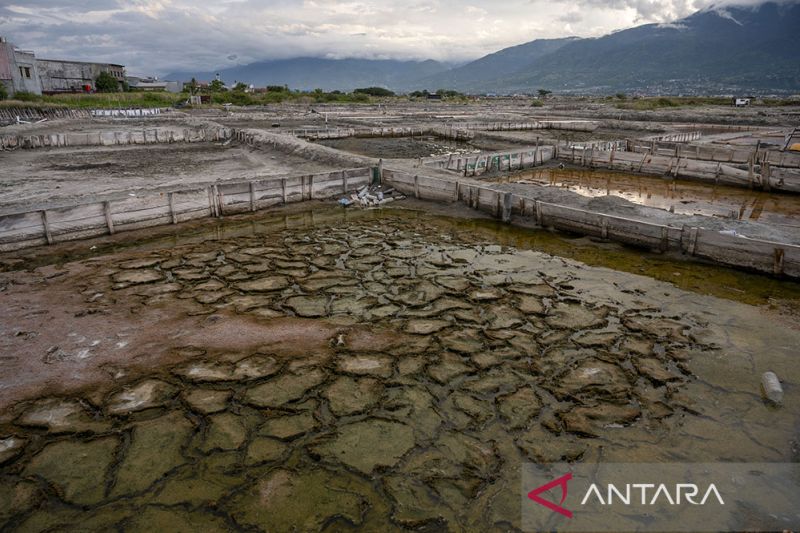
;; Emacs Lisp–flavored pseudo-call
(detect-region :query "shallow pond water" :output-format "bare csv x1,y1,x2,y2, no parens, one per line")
0,207,798,531
493,168,800,230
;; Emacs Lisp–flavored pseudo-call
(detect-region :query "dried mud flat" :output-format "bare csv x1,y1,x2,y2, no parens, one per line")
0,141,336,214
0,208,798,531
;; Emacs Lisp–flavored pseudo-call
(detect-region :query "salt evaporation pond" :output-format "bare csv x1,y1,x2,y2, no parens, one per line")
0,206,797,531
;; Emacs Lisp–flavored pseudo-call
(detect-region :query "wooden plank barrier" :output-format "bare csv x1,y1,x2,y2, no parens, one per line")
0,126,234,151
556,146,800,194
0,168,372,251
381,167,800,278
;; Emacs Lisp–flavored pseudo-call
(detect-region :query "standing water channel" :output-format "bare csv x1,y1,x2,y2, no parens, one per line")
492,167,800,230
0,206,798,531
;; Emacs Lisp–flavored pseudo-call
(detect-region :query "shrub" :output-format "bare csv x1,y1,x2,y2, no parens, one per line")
95,72,119,92
11,91,40,102
353,87,395,97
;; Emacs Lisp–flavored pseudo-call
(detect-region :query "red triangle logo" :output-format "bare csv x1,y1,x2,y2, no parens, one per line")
527,472,573,518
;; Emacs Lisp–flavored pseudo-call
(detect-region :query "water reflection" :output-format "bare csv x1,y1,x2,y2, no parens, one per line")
494,168,800,229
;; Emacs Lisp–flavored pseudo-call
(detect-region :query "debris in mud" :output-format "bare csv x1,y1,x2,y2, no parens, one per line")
339,184,406,208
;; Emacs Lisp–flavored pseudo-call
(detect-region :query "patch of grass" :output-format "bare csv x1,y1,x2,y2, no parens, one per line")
614,96,731,110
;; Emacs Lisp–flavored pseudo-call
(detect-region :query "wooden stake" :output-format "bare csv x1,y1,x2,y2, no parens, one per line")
104,201,115,234
168,192,178,224
41,210,53,245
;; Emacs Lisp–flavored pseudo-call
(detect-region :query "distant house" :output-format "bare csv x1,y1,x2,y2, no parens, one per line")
0,37,43,96
37,58,126,93
0,35,126,96
127,76,182,93
733,97,751,107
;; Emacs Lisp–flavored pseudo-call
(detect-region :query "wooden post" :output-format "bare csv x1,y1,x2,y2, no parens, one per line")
501,192,513,222
168,192,178,224
308,175,314,200
414,175,420,199
535,200,543,226
454,181,460,202
343,172,348,194
774,248,785,276
41,210,54,245
687,227,699,255
249,182,257,212
377,159,384,185
208,187,217,217
601,217,608,239
214,185,223,217
104,201,115,234
281,178,288,204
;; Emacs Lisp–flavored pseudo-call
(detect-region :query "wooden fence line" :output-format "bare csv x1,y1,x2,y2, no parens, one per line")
626,139,800,169
0,168,372,251
290,126,473,141
422,145,557,175
641,131,703,143
0,107,170,126
458,121,599,132
0,126,233,151
381,168,800,278
556,145,800,194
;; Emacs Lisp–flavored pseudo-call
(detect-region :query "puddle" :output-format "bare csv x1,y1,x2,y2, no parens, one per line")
492,168,800,229
316,136,479,158
1,207,799,530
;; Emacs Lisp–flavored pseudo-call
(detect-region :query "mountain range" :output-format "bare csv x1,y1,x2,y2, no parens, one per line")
166,2,800,95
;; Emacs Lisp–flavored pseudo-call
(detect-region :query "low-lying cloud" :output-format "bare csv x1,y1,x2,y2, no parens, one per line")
0,0,791,76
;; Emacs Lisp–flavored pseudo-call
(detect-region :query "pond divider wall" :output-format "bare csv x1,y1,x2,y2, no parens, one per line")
290,126,474,141
0,168,372,251
458,121,599,132
381,167,800,278
556,145,800,193
0,125,234,151
626,139,800,169
423,146,556,174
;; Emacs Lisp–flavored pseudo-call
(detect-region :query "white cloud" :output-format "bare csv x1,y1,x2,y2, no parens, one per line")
0,0,790,75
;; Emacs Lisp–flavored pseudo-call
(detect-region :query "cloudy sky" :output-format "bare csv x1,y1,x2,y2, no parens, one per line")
0,0,772,75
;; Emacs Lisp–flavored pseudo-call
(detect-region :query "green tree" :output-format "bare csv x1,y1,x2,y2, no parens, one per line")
0,83,8,101
233,82,248,92
95,71,119,92
209,79,226,92
537,89,552,99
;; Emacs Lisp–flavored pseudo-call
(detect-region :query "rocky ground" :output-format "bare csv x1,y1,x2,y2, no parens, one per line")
0,207,797,531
